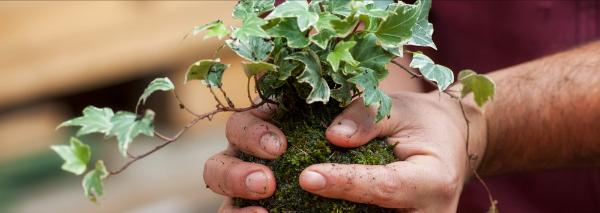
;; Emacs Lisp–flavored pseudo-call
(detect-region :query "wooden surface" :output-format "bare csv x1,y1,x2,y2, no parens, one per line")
0,1,237,108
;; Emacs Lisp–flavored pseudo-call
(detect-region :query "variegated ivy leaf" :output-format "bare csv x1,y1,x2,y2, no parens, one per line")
51,137,91,175
233,0,275,20
242,62,278,78
58,106,114,136
326,40,359,72
191,20,229,40
109,110,155,157
286,50,331,104
370,0,395,10
310,28,337,49
407,0,436,49
375,1,420,46
137,77,174,110
232,16,270,40
351,33,394,81
410,52,454,91
382,44,404,57
330,72,353,106
226,37,274,62
82,160,108,203
273,48,298,81
267,18,310,48
348,68,391,121
265,0,319,31
459,69,496,107
185,59,230,87
323,0,352,17
331,12,359,37
355,1,389,19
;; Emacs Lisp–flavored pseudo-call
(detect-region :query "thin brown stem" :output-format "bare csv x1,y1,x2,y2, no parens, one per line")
208,86,226,108
218,86,235,108
172,90,202,117
247,77,254,105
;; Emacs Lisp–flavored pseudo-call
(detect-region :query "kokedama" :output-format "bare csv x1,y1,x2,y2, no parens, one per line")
52,0,496,212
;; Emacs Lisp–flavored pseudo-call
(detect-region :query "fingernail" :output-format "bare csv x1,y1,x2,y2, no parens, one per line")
260,132,281,155
330,119,357,138
301,171,326,190
245,171,268,194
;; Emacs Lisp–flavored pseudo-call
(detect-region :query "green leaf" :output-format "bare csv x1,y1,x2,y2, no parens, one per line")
348,68,391,121
310,28,337,49
233,0,275,20
265,0,319,31
375,2,420,46
185,59,230,87
267,18,310,48
331,12,359,37
323,0,352,17
315,12,340,31
58,106,114,136
409,52,454,91
382,44,404,57
137,77,174,109
242,62,278,78
191,20,229,40
326,40,359,72
407,0,436,49
356,2,389,19
371,0,395,10
351,33,394,80
226,36,274,62
51,137,91,175
274,48,298,81
232,16,270,40
459,69,496,107
330,72,353,106
109,110,155,157
286,50,331,104
82,160,108,203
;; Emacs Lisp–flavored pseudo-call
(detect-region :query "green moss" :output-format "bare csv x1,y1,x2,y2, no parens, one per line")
234,83,397,212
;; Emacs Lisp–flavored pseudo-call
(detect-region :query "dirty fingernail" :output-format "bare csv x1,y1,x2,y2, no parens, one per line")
260,132,281,155
300,171,326,191
245,171,268,194
329,119,357,138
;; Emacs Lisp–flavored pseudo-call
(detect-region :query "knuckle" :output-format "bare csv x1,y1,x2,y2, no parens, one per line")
369,168,401,203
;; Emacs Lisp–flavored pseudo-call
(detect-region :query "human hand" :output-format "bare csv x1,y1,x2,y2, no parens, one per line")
204,92,486,212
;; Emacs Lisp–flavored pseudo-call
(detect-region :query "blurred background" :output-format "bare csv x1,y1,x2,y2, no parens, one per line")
0,1,254,212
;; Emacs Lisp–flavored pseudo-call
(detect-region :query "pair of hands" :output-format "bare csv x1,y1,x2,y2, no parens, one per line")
203,92,486,213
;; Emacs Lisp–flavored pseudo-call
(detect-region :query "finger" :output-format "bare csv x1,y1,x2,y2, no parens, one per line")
219,198,268,213
226,107,286,159
326,98,401,148
299,162,425,208
204,148,276,200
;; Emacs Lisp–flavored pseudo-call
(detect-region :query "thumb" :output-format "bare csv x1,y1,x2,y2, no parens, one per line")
326,98,399,148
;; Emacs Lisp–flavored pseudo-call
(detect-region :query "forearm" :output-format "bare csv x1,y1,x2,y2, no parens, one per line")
478,40,600,175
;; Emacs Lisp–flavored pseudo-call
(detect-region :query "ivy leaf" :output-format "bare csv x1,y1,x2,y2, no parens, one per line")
51,137,91,175
409,52,454,91
375,2,420,46
233,0,275,20
310,28,337,49
232,16,270,40
331,12,359,37
371,0,395,10
459,69,496,107
265,0,319,31
355,1,389,19
242,62,278,78
82,160,108,203
327,40,359,72
185,59,230,87
226,37,274,62
330,72,353,106
137,77,174,110
191,20,229,40
348,68,391,121
267,18,310,48
109,110,155,157
407,0,436,49
324,0,352,17
351,33,394,81
286,50,331,104
382,44,404,57
58,106,114,136
274,48,298,81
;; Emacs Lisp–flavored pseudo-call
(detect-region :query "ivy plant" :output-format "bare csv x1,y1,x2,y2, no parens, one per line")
53,0,496,210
